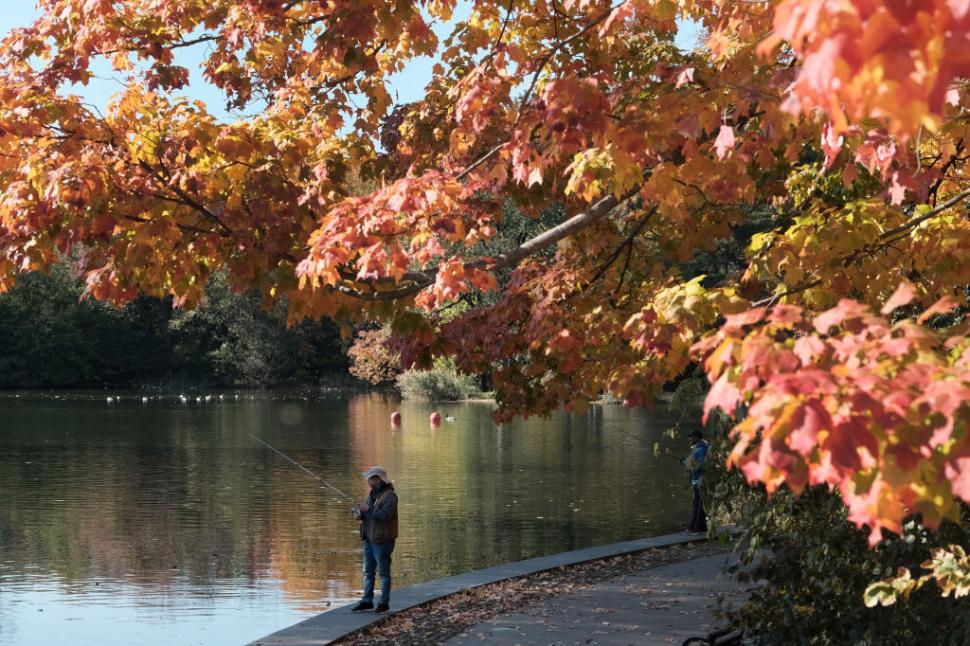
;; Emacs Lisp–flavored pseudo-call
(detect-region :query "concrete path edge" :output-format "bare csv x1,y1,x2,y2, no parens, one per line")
248,530,721,646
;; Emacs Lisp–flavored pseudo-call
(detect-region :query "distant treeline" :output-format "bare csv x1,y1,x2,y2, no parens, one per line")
0,266,350,389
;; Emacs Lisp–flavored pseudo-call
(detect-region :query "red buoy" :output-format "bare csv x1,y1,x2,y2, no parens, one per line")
430,412,441,426
391,411,402,426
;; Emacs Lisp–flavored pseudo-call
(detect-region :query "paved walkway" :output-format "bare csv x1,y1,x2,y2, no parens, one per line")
249,533,753,645
443,553,747,646
249,532,718,645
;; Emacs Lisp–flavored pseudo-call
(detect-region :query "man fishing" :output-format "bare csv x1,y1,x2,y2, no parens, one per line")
351,466,398,614
686,430,709,534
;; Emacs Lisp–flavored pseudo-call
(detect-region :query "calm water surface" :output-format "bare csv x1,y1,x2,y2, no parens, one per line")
0,392,689,645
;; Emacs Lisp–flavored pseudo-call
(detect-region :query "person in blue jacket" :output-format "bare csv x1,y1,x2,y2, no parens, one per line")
686,429,709,533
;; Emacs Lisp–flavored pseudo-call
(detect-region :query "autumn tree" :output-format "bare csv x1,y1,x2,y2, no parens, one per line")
347,326,402,385
3,0,970,590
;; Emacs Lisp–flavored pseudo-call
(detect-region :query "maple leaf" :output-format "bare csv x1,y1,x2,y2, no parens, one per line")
813,300,872,334
917,296,960,324
793,335,827,366
787,399,832,456
703,372,742,421
675,67,695,88
946,457,970,503
714,125,736,160
888,173,908,205
820,122,844,169
723,307,767,330
881,280,918,315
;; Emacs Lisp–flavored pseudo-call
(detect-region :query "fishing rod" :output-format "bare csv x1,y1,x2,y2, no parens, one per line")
592,414,689,459
247,433,355,502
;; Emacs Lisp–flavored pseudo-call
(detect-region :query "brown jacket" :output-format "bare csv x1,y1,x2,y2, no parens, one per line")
360,483,398,544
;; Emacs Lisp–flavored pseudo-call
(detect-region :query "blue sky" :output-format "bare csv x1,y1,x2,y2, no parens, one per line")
0,2,700,123
0,1,468,122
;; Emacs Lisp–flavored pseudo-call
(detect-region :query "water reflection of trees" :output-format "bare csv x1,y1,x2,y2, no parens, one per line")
0,394,687,612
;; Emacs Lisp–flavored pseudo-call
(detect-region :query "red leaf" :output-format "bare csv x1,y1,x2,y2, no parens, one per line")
788,399,831,455
820,122,843,169
945,457,970,503
714,125,735,160
917,295,959,323
793,335,826,366
723,307,767,329
703,372,741,421
813,299,871,334
824,415,878,473
888,172,908,205
767,304,803,325
841,162,859,188
881,280,917,314
770,369,839,396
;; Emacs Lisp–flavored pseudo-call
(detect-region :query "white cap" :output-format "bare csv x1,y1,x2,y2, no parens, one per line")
361,466,390,484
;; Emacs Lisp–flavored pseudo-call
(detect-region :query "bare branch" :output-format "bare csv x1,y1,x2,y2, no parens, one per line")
752,280,822,307
927,140,965,207
587,205,657,285
96,34,221,57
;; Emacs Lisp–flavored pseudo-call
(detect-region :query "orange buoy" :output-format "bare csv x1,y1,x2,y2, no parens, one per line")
391,411,402,426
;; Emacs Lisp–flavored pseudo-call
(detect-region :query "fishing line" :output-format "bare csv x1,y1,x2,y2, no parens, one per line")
247,433,355,501
592,412,688,458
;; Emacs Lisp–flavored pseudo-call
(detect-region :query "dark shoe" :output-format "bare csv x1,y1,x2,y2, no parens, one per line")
351,601,373,612
374,602,389,614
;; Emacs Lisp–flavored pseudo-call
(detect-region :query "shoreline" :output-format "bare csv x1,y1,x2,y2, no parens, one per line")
248,530,723,646
0,383,388,397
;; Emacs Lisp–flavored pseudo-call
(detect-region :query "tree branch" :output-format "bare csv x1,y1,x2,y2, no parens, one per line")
756,186,970,305
488,0,516,60
927,140,965,207
96,34,221,57
331,186,642,301
513,5,616,127
587,205,657,285
452,6,618,182
842,186,970,267
752,280,822,307
138,161,233,237
123,214,215,236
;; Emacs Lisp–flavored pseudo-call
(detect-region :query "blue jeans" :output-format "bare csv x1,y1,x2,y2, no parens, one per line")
689,484,707,532
362,540,394,605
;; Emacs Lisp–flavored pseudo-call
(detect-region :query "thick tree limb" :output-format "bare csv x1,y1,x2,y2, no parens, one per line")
491,187,640,270
333,186,642,301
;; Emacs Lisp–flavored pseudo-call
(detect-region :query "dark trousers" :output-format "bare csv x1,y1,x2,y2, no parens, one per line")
362,540,394,605
689,484,707,532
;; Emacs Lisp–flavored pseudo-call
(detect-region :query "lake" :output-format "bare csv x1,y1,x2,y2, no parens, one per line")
0,391,690,645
